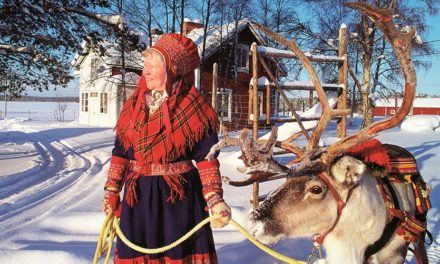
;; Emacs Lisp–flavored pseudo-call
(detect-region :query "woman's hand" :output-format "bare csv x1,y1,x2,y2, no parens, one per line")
207,193,231,228
102,191,121,217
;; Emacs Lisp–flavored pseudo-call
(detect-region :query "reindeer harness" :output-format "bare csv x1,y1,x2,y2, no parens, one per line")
364,144,432,264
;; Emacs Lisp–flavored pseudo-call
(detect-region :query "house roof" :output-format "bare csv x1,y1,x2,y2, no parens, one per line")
376,97,440,108
71,18,277,73
71,41,143,73
185,18,269,60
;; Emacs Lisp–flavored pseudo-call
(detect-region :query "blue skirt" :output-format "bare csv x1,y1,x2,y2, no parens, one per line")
115,169,218,263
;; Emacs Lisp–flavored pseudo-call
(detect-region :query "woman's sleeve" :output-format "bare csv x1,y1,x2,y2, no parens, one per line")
192,131,220,163
193,130,223,200
112,137,130,159
105,137,130,192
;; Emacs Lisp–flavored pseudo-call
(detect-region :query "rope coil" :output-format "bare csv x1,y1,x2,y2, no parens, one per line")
93,214,306,264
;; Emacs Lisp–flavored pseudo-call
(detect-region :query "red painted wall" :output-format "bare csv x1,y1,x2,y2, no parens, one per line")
375,107,440,116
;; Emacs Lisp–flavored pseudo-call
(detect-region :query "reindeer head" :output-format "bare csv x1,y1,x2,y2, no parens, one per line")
250,156,368,245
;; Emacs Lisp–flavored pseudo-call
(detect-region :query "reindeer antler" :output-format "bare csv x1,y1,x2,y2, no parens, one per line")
206,2,416,184
321,2,416,165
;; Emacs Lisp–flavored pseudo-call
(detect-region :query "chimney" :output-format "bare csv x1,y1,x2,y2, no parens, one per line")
151,28,163,45
182,18,203,36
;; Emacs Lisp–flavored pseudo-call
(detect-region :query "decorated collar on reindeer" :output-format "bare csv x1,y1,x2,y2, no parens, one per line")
115,34,219,205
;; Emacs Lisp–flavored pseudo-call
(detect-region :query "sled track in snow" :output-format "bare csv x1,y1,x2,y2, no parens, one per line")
0,130,105,233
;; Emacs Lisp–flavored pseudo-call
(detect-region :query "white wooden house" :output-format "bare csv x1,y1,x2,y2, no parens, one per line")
71,43,143,127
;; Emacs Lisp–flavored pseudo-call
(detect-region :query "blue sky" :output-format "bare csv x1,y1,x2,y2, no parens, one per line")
416,13,440,96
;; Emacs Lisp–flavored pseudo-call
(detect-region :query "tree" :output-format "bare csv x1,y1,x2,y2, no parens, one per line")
292,0,438,127
0,0,126,96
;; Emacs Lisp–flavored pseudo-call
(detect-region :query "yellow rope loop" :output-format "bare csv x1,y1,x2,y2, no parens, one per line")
94,214,307,264
114,215,214,254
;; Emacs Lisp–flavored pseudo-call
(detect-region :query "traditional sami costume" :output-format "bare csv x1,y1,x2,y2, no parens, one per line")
104,34,226,264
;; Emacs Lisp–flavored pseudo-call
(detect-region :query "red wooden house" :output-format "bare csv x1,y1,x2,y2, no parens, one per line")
184,18,284,130
374,97,440,116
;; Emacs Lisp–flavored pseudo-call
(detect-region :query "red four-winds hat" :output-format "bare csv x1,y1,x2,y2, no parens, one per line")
151,33,200,78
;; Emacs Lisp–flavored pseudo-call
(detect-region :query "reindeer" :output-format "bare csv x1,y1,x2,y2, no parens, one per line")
206,2,431,264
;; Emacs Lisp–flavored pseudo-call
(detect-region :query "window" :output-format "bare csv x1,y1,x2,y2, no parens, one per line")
235,44,250,73
90,58,98,81
90,92,98,97
217,88,233,122
81,93,89,112
258,91,264,116
100,93,108,113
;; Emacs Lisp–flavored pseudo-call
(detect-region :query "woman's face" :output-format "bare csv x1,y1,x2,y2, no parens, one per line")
143,51,166,91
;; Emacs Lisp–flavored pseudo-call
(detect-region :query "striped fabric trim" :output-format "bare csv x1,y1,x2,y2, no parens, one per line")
389,157,418,174
115,252,218,264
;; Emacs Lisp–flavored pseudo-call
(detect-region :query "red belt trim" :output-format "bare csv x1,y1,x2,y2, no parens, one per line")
125,160,195,206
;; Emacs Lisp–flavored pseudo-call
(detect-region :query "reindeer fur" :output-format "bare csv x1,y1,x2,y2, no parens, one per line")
250,156,416,264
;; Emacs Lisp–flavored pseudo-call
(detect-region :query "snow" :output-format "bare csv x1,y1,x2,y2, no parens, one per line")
256,46,342,61
259,92,338,141
1,102,440,263
401,115,440,132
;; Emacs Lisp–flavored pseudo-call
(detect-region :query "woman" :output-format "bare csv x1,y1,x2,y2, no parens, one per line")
102,33,231,263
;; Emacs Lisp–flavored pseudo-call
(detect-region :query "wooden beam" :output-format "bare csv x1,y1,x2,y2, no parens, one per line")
211,63,218,111
266,84,271,125
252,42,259,141
257,46,344,63
337,25,348,138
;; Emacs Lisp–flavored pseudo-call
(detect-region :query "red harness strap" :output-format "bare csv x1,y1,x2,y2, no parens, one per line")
314,172,359,246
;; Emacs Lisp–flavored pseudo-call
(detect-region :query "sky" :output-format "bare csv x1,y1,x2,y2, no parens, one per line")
25,4,440,97
416,13,440,96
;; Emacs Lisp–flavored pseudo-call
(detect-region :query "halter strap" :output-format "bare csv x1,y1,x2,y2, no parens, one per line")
314,172,358,246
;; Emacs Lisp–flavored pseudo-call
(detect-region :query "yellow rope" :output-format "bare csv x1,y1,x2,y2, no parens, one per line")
114,215,213,254
229,219,306,264
93,214,306,264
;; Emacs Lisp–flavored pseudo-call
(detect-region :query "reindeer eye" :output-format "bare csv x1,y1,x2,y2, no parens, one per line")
310,186,323,195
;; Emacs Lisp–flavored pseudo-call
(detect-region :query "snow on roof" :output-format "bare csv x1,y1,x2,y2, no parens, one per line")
376,97,440,108
186,18,252,58
185,18,269,60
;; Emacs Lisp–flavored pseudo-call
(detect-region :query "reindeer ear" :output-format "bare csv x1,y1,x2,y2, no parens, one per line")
331,156,366,185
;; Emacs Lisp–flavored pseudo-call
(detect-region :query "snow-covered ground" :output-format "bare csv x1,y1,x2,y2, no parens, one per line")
0,102,440,263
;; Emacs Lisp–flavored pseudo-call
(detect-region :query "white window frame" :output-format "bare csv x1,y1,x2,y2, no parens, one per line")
217,88,233,122
100,93,108,113
81,93,89,112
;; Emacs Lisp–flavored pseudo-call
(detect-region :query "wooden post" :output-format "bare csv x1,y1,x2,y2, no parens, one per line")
212,63,218,111
266,84,271,125
251,42,259,210
336,24,348,138
252,180,259,209
309,90,313,108
248,85,253,124
251,42,258,141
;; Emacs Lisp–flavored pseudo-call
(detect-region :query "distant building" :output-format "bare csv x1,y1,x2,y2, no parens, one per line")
71,42,143,127
374,97,440,116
